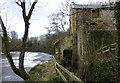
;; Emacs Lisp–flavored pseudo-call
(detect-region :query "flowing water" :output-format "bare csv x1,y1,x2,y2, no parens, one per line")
1,52,54,82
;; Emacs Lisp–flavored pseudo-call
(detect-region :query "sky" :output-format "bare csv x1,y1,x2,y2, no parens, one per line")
0,0,116,38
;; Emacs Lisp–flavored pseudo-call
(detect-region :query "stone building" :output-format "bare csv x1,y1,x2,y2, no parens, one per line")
54,36,72,55
54,3,117,73
53,35,73,68
70,3,117,73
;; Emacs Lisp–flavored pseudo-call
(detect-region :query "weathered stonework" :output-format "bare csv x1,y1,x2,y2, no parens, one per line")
54,4,117,77
70,3,117,77
54,36,72,56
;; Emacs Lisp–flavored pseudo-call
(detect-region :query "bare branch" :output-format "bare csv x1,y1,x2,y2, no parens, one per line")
21,2,27,21
15,1,26,21
16,2,22,7
28,0,38,20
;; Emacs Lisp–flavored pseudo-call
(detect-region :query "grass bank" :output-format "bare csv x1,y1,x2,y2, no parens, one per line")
26,61,62,82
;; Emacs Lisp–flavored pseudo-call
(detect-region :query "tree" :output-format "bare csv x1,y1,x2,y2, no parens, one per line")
26,37,41,51
0,0,38,80
46,0,71,34
10,30,18,40
58,0,71,29
58,0,71,16
9,31,21,51
47,12,66,33
115,1,120,79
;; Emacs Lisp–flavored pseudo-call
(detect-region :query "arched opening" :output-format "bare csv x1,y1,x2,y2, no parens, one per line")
63,49,72,68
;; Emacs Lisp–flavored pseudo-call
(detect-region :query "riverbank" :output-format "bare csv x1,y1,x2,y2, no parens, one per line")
1,52,54,82
26,61,61,82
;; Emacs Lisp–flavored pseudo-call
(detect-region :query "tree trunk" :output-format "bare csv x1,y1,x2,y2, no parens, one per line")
18,1,38,80
19,21,29,80
0,16,23,78
0,0,38,80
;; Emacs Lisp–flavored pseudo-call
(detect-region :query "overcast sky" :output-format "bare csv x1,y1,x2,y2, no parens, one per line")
0,0,115,38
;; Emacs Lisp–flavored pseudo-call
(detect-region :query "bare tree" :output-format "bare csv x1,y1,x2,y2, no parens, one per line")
0,0,38,80
58,0,71,16
46,0,71,34
10,30,18,40
47,12,67,33
58,0,72,32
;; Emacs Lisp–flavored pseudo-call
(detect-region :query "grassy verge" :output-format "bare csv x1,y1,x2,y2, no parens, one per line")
26,61,61,82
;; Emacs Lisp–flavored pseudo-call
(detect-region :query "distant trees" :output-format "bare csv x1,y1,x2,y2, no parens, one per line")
25,31,68,54
10,30,18,40
26,37,41,52
0,0,38,80
2,31,69,54
2,30,22,52
9,31,21,51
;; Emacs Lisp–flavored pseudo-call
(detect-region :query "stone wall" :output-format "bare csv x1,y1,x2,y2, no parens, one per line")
54,36,72,56
71,7,117,60
70,6,117,77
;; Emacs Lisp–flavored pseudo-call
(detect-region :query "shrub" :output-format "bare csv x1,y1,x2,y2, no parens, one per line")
92,59,114,81
47,74,61,81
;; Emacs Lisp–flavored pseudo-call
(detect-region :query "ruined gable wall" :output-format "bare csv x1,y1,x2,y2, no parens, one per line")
100,10,116,30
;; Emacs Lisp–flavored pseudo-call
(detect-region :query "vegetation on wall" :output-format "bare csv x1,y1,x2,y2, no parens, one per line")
115,1,120,79
92,59,115,81
78,29,118,81
87,30,117,52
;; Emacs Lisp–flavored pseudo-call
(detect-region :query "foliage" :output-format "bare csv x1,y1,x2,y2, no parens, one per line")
92,59,115,81
115,1,120,78
88,30,117,51
27,61,61,81
26,31,68,54
78,30,118,81
2,30,22,52
4,30,68,56
47,74,61,81
86,30,117,65
27,65,43,81
54,54,64,65
9,31,22,51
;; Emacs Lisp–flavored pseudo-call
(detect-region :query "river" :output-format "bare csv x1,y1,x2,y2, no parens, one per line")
1,52,54,82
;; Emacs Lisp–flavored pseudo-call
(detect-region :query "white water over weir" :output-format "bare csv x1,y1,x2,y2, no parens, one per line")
1,52,54,82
